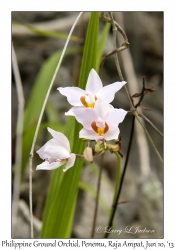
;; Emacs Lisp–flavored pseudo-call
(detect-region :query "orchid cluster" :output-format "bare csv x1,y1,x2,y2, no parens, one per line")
36,69,127,172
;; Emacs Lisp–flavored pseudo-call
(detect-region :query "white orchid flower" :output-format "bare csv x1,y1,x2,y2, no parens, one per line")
72,98,127,141
36,127,75,172
57,68,126,115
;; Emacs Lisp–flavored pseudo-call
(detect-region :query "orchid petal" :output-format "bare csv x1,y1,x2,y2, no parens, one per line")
85,69,103,94
97,81,126,103
57,87,85,106
73,108,97,130
44,143,70,160
63,153,76,172
36,160,63,170
94,98,111,118
47,127,70,152
65,106,83,116
105,109,127,130
36,141,51,160
109,104,114,110
104,128,120,141
95,136,105,141
79,128,97,140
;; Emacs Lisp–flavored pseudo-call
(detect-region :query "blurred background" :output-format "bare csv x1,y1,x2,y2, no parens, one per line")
12,12,163,238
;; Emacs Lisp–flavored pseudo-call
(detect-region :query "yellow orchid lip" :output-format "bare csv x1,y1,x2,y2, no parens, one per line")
91,121,109,136
80,95,97,108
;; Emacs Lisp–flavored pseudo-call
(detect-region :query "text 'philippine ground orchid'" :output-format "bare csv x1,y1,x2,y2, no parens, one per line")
36,69,128,172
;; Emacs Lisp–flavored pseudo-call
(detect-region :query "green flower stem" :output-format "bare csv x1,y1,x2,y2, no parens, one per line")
91,154,104,238
28,12,83,238
40,12,99,238
104,152,121,238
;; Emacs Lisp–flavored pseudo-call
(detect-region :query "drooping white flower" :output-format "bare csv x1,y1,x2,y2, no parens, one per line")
72,98,127,141
36,127,75,172
57,68,126,115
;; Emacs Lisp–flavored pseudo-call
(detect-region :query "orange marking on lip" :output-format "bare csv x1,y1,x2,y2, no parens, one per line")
80,96,95,108
91,121,109,136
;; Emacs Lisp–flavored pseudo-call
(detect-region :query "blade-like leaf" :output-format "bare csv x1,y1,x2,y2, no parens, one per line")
40,12,100,238
22,48,80,173
86,161,111,187
23,47,80,131
12,21,81,42
96,22,111,70
79,181,110,215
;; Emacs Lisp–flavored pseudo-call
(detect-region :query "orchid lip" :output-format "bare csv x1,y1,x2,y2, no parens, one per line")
80,96,95,108
80,94,97,108
91,121,109,136
47,157,69,164
55,158,68,163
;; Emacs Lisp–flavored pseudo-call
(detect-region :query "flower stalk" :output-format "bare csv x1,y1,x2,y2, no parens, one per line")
91,154,104,238
29,12,83,238
104,152,121,238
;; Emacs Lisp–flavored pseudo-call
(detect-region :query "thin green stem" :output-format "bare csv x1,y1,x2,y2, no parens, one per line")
106,115,135,239
104,83,152,235
91,154,104,238
29,11,83,157
104,152,121,238
28,12,83,238
29,157,34,238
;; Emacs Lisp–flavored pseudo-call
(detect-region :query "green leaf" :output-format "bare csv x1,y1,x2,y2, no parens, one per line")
96,22,111,70
45,101,60,123
40,12,100,238
23,47,80,131
86,161,111,187
78,12,100,85
21,47,81,172
79,181,110,215
12,21,81,42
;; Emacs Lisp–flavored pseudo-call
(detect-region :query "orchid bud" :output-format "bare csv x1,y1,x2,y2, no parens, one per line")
106,143,120,153
94,140,106,156
83,147,93,163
